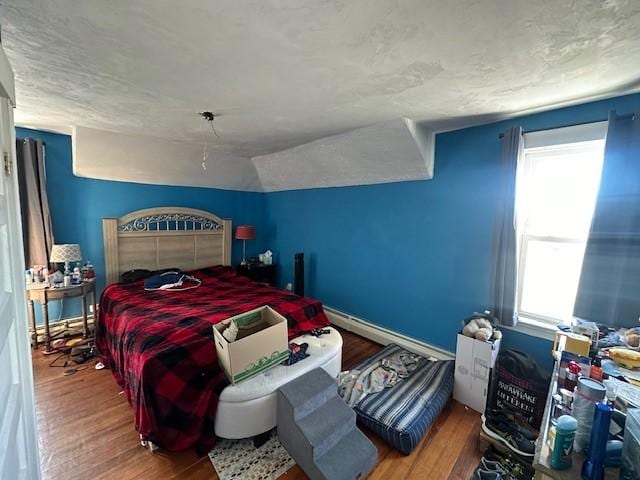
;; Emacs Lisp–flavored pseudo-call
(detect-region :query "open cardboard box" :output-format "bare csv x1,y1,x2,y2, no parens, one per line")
213,305,289,384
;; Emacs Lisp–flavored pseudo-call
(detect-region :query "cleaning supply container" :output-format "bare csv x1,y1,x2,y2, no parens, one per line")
550,414,577,470
572,377,606,453
581,402,612,480
620,408,640,480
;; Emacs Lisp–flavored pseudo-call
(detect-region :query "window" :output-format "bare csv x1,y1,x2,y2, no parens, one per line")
515,123,607,327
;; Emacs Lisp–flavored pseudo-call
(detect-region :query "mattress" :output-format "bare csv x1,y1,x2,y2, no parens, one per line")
95,265,330,453
350,344,454,455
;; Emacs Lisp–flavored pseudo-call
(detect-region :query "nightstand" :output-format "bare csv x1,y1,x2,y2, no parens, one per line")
236,263,276,286
26,281,97,353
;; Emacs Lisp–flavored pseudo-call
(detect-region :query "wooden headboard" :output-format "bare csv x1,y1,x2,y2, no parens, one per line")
102,207,232,285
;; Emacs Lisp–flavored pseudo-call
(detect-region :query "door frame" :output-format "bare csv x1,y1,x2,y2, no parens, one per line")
0,39,41,479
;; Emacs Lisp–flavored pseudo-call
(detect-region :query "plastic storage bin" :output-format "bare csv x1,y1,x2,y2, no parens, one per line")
620,408,640,480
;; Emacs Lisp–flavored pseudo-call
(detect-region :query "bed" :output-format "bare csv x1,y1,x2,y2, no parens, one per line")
97,208,331,453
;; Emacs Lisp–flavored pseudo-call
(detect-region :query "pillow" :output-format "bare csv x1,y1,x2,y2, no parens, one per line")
121,267,184,284
121,269,152,284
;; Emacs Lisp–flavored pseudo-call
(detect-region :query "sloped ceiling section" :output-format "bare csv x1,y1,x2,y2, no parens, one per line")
72,127,262,191
71,119,434,192
253,118,434,192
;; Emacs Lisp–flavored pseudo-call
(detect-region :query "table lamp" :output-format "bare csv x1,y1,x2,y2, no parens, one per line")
50,244,82,274
235,226,255,265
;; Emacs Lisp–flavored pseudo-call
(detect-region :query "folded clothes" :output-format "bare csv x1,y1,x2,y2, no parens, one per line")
282,342,309,366
337,350,422,407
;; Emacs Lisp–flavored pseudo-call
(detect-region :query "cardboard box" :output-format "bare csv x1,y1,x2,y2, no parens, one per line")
453,333,501,413
213,306,289,384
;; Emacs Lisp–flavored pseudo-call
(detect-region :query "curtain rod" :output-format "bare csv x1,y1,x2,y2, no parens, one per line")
497,113,634,139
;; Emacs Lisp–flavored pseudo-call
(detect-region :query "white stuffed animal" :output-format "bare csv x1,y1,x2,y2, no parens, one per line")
462,315,502,342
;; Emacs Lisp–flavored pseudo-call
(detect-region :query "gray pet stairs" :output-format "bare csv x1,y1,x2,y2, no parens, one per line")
277,368,377,480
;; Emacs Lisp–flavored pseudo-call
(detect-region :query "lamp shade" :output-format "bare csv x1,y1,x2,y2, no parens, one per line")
49,244,82,263
235,225,255,240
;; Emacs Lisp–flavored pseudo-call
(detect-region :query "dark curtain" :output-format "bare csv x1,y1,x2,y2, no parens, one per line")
574,111,640,327
16,138,54,266
491,126,523,326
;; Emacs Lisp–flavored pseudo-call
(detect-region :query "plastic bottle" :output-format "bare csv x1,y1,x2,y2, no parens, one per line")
572,377,606,453
581,402,612,480
565,360,582,391
590,356,603,381
86,260,95,280
551,415,578,470
72,263,81,284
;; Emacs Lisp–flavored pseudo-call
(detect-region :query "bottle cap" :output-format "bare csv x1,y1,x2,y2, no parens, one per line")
568,361,582,374
556,415,577,431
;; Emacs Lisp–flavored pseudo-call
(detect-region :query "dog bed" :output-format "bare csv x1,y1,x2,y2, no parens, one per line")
350,344,454,455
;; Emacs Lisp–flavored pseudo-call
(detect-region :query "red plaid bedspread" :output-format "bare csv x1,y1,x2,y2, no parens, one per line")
95,266,329,453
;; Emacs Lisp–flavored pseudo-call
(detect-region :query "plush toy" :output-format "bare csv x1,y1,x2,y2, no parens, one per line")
462,314,502,342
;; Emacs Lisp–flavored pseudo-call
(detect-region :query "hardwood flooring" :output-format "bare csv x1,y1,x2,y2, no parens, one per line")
32,329,482,480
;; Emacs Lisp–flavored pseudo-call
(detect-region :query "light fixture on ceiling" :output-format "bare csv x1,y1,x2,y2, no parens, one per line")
199,111,219,171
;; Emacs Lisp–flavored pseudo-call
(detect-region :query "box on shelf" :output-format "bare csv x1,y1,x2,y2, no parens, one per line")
213,305,289,384
454,333,501,413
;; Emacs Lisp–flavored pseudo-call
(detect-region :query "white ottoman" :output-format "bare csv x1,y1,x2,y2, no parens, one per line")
214,326,343,439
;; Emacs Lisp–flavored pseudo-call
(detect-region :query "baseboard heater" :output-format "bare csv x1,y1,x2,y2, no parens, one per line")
324,306,455,361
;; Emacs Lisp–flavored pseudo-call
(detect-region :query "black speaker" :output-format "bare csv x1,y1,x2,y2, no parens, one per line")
294,252,304,296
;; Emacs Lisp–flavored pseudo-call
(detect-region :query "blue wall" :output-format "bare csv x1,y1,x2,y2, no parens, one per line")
264,93,640,369
17,127,268,323
19,92,640,367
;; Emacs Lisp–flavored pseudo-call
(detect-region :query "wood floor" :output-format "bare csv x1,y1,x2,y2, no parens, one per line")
32,329,483,480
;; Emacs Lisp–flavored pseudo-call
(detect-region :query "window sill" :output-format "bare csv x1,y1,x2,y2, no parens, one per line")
502,316,558,342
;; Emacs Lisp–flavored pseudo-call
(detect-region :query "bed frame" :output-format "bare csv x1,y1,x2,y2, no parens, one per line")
102,207,232,285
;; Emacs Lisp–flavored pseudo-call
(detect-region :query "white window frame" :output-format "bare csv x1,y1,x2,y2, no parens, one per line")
516,234,584,326
514,121,608,334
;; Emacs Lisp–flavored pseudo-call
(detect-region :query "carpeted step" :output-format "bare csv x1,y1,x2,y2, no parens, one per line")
277,368,377,480
278,367,338,420
315,428,377,480
296,396,356,459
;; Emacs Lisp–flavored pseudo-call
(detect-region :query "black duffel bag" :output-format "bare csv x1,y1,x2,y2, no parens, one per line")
486,349,550,430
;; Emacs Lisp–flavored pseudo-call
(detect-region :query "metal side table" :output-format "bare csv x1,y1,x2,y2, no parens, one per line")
26,281,97,353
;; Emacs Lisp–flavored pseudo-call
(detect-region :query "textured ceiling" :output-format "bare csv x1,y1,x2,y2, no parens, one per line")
4,0,640,160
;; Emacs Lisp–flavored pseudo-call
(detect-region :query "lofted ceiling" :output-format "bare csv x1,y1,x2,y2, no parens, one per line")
3,0,640,189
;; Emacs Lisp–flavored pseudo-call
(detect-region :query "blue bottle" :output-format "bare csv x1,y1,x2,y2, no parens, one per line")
581,402,612,480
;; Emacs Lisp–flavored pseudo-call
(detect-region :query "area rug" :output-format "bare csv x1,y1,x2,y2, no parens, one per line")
208,430,295,480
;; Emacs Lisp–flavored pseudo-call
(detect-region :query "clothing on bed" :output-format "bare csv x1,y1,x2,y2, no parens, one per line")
95,265,329,453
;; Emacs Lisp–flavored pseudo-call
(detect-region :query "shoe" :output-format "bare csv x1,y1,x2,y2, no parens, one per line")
483,446,533,478
475,469,503,480
480,458,524,480
485,409,538,441
481,415,535,457
481,458,508,473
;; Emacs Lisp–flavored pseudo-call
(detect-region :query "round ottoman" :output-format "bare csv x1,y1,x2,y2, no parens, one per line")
214,326,343,439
